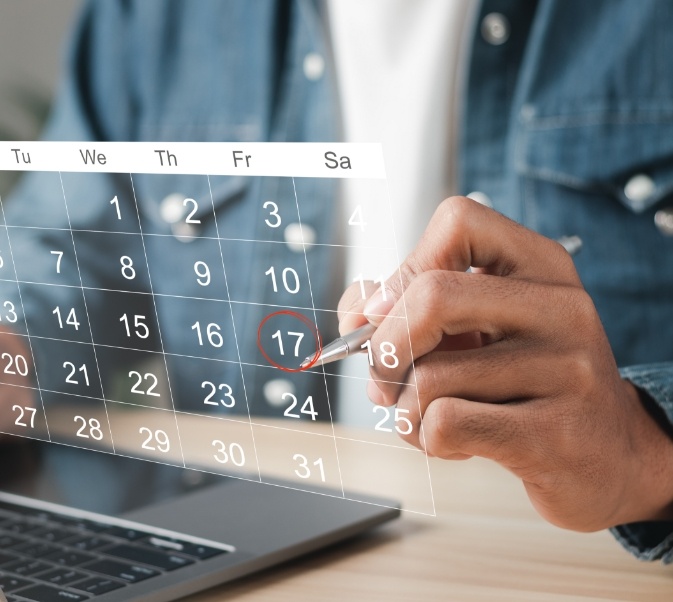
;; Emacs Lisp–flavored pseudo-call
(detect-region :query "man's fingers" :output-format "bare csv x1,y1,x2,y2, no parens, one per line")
391,346,560,448
401,345,555,405
337,281,379,335
420,397,539,464
374,196,580,314
368,270,575,404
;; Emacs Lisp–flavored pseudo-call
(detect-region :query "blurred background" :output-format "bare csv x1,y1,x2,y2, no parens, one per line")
0,0,81,196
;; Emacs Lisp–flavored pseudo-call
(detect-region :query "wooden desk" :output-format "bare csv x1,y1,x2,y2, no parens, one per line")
33,408,673,600
177,422,672,602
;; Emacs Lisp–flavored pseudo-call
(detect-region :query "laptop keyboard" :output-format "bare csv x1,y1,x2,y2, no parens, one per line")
0,501,228,600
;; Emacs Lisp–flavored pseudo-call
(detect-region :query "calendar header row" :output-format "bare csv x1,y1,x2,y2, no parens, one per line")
0,142,386,179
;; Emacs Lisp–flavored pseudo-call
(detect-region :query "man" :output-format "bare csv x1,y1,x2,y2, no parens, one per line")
1,0,672,562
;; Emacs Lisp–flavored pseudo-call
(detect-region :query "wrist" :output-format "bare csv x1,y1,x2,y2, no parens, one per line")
620,380,673,524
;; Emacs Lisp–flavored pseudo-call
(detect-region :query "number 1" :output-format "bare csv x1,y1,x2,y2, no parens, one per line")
110,196,121,220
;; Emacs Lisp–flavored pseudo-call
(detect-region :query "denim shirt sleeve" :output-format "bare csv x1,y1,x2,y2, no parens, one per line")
611,363,673,563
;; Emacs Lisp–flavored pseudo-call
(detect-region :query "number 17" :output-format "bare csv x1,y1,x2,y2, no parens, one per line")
272,330,304,356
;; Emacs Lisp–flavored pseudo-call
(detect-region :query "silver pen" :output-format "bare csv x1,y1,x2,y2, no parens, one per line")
300,322,376,369
299,235,582,369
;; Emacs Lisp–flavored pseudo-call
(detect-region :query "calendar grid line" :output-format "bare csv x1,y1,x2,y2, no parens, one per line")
0,428,50,445
0,149,436,514
291,177,345,498
0,376,430,453
0,327,421,399
333,433,425,453
128,174,188,468
0,194,52,443
382,178,437,517
207,174,262,482
0,331,418,389
58,172,117,454
0,276,406,321
0,380,105,403
0,432,433,517
2,223,395,251
118,403,428,454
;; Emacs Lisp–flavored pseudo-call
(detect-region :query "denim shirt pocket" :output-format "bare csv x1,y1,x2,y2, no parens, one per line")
133,119,257,231
515,107,673,213
512,106,673,369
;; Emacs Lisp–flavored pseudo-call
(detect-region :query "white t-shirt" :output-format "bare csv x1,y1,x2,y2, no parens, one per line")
327,0,476,425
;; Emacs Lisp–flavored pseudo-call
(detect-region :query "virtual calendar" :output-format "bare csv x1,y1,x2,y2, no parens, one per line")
0,142,435,515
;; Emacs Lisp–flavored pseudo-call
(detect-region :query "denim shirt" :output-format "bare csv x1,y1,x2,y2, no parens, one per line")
4,0,673,561
464,0,673,561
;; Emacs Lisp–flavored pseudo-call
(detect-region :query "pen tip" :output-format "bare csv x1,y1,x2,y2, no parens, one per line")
299,357,311,369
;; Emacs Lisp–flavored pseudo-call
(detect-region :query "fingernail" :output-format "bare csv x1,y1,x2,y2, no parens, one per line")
366,379,385,405
363,290,394,326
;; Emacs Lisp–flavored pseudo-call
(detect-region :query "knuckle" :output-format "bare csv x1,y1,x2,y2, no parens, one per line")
437,197,471,241
569,351,596,394
450,403,512,462
423,398,458,456
413,270,458,312
526,402,573,463
552,239,574,267
413,357,444,405
423,398,489,458
432,197,474,262
549,240,582,283
567,288,601,333
418,271,445,306
431,398,458,436
397,262,420,296
439,195,475,224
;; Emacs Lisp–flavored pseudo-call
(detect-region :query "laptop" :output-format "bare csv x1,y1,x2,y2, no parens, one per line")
0,140,403,600
0,436,399,601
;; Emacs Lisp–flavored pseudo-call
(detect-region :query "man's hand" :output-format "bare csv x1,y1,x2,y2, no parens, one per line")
338,196,673,532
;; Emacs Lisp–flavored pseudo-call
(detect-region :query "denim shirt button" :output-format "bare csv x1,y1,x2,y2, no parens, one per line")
303,53,325,81
284,222,316,252
520,104,536,122
624,174,655,207
654,208,673,236
481,13,510,46
171,221,198,243
467,191,493,208
160,192,187,223
160,193,199,241
263,378,296,407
